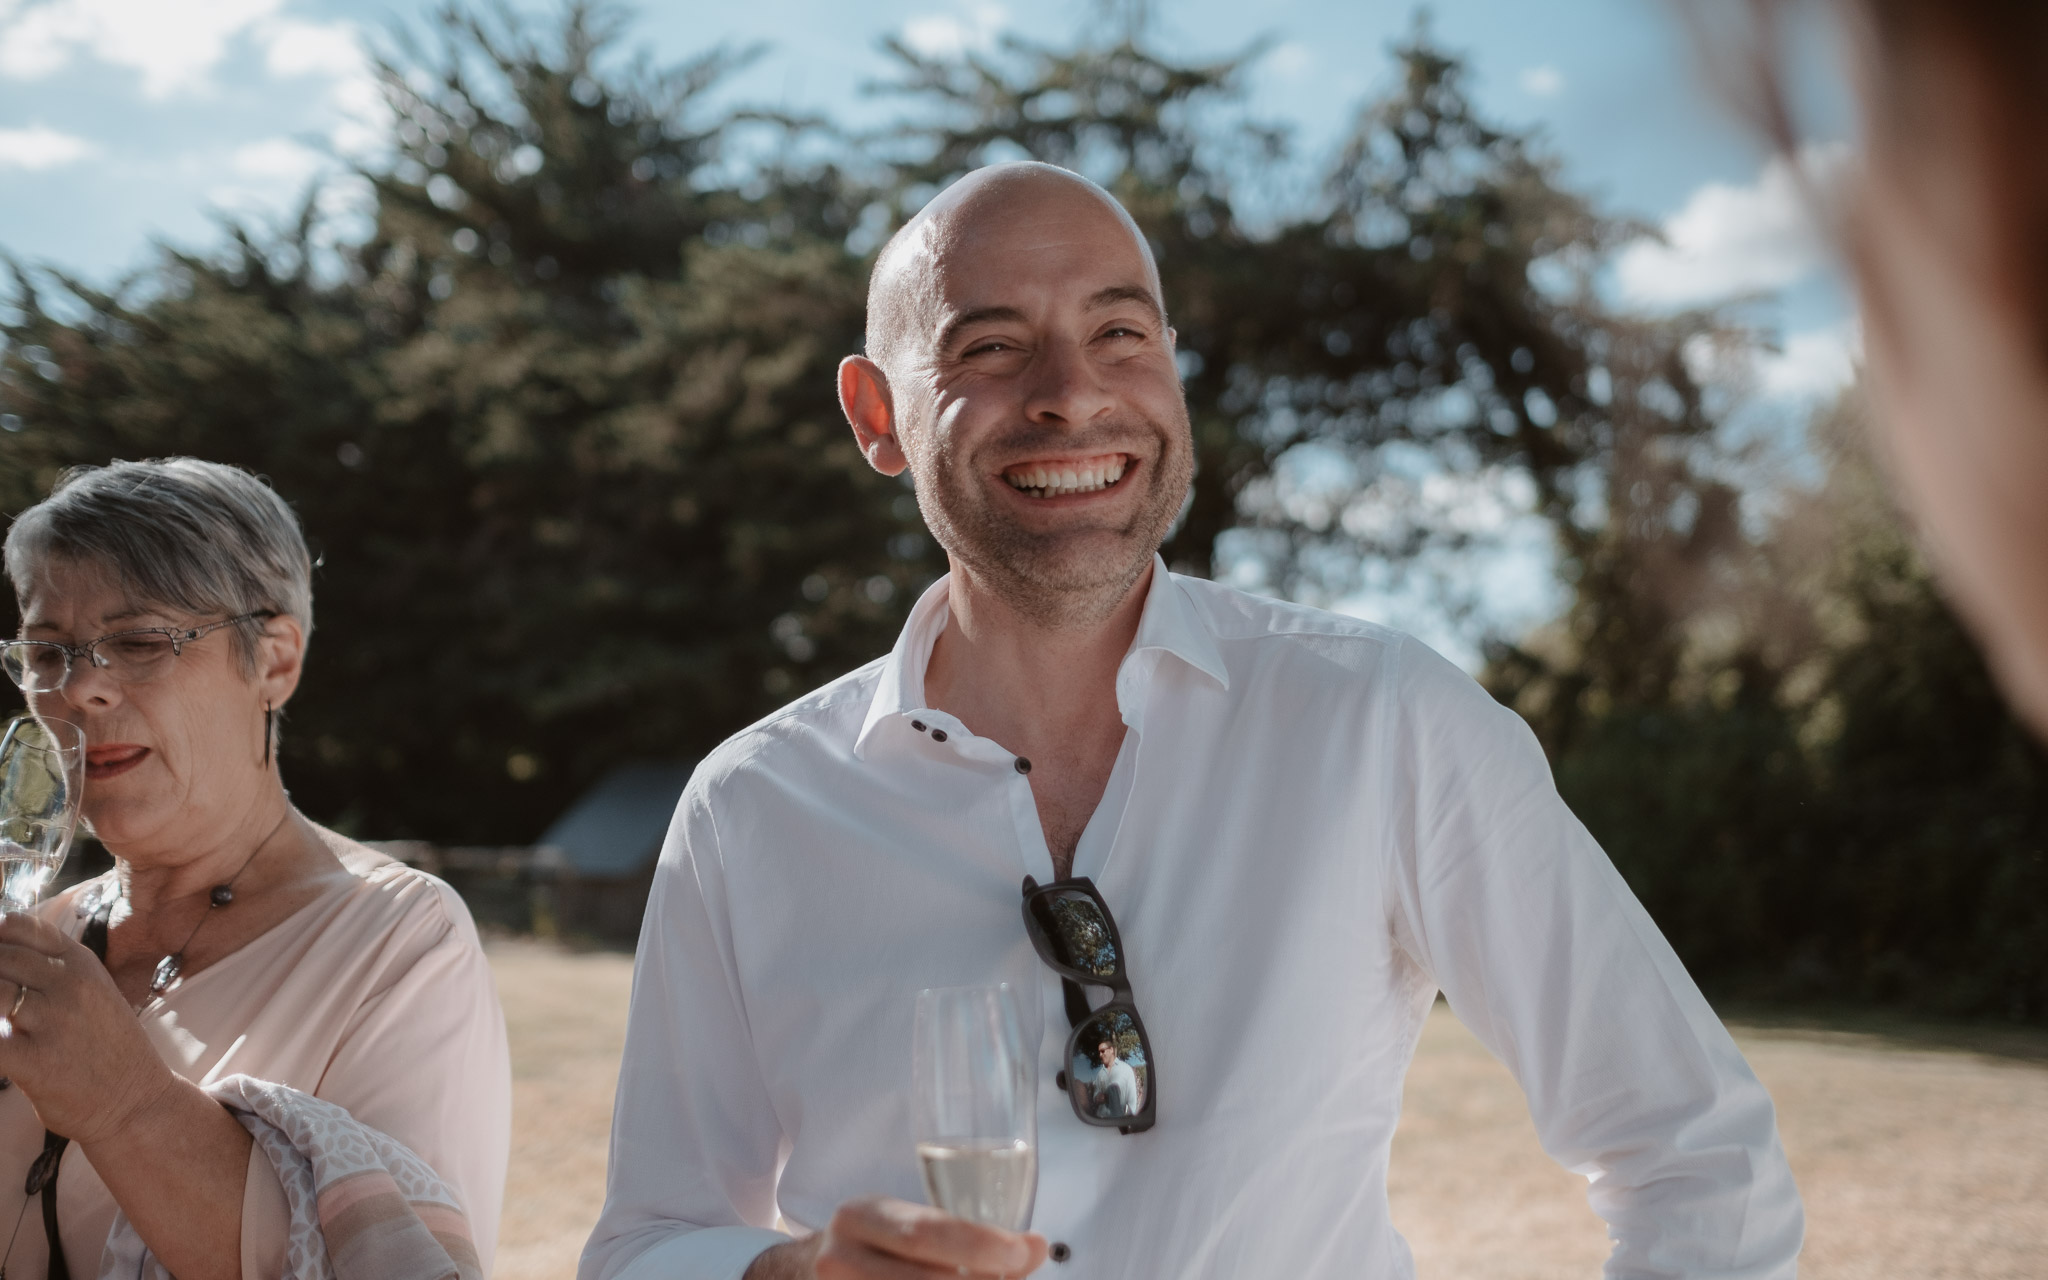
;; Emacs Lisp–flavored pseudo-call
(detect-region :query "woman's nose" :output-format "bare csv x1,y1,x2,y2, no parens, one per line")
59,656,121,710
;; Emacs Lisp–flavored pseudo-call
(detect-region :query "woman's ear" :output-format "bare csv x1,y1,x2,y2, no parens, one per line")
254,614,307,709
839,356,910,477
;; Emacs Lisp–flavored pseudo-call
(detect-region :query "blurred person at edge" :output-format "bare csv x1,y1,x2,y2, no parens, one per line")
0,460,509,1279
582,162,1802,1280
1718,2,2048,734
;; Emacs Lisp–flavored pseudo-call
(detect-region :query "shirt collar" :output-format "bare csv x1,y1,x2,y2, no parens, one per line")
853,555,1229,759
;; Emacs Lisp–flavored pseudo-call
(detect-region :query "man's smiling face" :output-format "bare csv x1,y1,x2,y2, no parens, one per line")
850,165,1194,624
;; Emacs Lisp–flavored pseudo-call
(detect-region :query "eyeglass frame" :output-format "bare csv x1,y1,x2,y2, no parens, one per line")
0,611,280,693
1020,874,1157,1135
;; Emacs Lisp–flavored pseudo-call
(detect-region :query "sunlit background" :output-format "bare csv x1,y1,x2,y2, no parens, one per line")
0,0,1857,660
6,0,2040,1034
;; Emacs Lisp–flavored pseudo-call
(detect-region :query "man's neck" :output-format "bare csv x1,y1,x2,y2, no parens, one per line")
925,559,1151,744
924,559,1153,876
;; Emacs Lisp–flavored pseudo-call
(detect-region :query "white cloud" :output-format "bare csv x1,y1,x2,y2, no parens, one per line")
251,18,386,159
0,0,281,98
1683,319,1862,405
1518,65,1564,97
1268,42,1312,78
230,137,323,183
259,17,359,80
1615,142,1853,310
0,123,95,169
1757,321,1861,400
901,2,1008,59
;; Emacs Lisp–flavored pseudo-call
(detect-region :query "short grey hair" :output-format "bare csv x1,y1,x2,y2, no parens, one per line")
5,459,314,668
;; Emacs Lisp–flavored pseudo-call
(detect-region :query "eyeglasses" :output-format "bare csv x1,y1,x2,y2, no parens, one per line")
0,612,277,694
1020,875,1156,1134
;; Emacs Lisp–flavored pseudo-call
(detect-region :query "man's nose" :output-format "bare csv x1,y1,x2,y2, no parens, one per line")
1020,338,1114,428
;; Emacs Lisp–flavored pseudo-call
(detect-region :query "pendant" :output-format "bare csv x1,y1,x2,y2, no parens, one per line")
150,952,183,997
24,1145,60,1195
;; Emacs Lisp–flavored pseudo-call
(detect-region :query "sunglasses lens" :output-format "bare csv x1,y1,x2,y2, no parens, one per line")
1030,887,1120,979
1067,1008,1149,1122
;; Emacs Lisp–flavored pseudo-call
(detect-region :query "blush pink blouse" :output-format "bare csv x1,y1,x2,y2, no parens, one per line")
0,848,511,1278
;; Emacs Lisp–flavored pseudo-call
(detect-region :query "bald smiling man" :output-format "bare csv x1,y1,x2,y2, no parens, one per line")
580,164,1804,1280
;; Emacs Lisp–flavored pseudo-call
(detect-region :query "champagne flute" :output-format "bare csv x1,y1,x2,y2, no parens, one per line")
912,984,1038,1231
0,714,86,912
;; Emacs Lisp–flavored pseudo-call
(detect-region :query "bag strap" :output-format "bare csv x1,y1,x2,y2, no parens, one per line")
34,895,112,1280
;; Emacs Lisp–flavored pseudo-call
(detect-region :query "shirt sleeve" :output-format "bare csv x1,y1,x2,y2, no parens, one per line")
579,786,794,1280
239,879,513,1277
1381,637,1804,1278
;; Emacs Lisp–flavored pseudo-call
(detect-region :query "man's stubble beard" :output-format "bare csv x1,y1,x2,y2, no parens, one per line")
908,410,1195,631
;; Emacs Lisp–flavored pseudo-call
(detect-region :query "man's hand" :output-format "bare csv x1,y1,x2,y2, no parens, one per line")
746,1197,1048,1279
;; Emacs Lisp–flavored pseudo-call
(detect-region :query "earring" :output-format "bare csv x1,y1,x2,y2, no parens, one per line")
263,704,274,767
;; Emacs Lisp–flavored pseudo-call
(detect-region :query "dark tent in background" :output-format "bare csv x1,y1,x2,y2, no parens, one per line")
540,760,693,942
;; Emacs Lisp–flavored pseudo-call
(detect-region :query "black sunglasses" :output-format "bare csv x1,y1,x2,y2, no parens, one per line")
1020,875,1156,1134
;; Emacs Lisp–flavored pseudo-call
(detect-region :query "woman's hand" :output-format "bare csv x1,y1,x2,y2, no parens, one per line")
0,910,176,1144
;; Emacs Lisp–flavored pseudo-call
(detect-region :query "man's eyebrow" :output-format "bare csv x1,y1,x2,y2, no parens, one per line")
935,287,1165,353
1086,284,1165,319
936,305,1027,354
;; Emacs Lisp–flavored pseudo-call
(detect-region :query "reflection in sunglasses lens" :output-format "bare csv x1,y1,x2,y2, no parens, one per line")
1036,891,1119,978
1069,1010,1147,1121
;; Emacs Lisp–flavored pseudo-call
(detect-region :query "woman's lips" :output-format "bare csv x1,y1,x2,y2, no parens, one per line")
85,744,149,780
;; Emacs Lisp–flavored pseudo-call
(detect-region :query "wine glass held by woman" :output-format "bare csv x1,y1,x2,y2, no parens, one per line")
0,459,510,1280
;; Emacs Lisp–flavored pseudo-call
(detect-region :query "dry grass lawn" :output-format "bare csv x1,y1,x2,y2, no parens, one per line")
486,938,2048,1279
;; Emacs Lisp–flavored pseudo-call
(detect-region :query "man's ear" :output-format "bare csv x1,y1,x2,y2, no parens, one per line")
838,356,909,477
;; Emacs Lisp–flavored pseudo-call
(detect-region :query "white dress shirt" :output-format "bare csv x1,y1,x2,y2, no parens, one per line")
1093,1057,1140,1118
581,560,1803,1280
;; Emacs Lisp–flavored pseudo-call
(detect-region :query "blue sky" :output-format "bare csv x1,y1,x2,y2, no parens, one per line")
0,0,1860,657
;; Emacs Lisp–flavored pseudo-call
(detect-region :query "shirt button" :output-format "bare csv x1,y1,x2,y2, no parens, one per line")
1015,756,1032,774
931,729,948,742
911,720,926,732
1050,1242,1072,1263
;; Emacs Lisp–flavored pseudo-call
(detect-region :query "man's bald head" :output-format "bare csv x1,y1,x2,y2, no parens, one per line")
864,163,1165,377
836,160,1192,626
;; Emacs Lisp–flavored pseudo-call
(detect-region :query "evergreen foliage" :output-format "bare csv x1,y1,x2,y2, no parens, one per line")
0,4,927,840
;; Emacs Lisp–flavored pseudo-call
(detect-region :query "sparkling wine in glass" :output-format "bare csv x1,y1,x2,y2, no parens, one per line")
912,984,1038,1231
0,714,86,912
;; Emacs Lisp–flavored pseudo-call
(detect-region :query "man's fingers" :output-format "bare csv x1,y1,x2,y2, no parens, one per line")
825,1198,1045,1275
817,1238,1035,1280
813,1239,954,1280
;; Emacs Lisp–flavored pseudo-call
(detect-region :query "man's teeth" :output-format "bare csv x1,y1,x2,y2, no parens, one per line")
1003,458,1128,497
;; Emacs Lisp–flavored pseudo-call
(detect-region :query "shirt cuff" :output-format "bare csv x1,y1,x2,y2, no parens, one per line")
608,1226,793,1280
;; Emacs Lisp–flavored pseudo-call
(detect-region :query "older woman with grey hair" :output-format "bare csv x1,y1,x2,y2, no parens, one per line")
0,459,509,1279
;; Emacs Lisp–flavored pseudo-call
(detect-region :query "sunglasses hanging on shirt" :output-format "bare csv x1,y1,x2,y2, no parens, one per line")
1020,875,1157,1134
